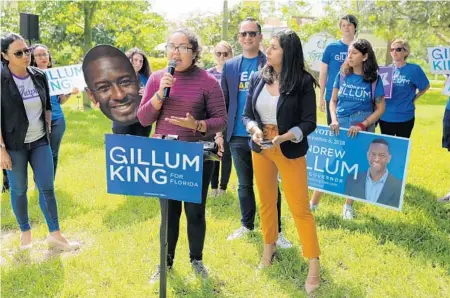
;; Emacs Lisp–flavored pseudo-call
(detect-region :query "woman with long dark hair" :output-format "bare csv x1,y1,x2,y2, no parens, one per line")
325,38,386,219
112,47,152,136
30,44,76,177
242,29,321,294
138,28,227,281
1,33,79,251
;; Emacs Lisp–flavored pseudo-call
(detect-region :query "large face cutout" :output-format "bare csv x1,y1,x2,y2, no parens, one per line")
83,45,140,125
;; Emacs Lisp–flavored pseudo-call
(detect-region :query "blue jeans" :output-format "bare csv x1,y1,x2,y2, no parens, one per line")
338,110,375,132
50,117,66,176
6,137,60,232
229,136,282,232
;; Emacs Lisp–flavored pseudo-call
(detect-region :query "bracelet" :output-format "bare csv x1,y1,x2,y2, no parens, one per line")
154,92,164,102
356,122,366,131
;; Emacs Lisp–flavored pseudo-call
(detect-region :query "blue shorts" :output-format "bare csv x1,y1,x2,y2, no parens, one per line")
338,111,375,132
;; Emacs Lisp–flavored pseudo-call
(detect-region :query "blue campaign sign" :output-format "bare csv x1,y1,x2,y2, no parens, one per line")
306,125,411,211
105,134,204,203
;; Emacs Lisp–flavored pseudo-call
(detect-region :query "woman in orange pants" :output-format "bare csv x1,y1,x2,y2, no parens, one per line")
242,29,320,294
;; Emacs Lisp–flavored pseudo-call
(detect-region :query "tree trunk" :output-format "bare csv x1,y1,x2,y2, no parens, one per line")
82,2,97,110
385,40,392,65
222,0,229,41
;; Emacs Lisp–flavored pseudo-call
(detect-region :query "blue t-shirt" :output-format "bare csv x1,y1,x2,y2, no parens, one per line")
139,74,149,88
333,72,384,118
446,97,450,110
233,57,258,137
321,40,349,101
381,63,429,122
51,95,64,120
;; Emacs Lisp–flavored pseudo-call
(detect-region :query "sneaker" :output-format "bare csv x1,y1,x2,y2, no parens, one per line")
217,189,226,196
342,204,354,220
438,192,450,203
276,232,293,249
191,260,208,278
210,189,218,197
149,265,172,284
227,226,251,240
310,200,318,212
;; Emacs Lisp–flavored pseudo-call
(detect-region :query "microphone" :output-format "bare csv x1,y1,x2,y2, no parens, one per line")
163,60,177,98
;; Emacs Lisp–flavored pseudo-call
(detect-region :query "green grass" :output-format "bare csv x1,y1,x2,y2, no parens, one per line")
1,101,449,298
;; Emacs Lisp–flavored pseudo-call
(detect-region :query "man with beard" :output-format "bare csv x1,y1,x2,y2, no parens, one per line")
82,45,140,126
345,138,402,208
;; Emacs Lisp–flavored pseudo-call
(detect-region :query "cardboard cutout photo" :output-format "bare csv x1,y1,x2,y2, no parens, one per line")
82,45,140,125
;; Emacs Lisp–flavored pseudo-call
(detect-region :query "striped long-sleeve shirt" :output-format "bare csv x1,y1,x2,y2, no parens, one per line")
137,66,227,142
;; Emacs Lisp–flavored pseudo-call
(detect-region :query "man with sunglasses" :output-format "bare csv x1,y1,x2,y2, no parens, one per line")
82,45,141,126
219,17,292,248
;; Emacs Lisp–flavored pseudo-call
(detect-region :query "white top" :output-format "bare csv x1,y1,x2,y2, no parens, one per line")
255,85,278,125
13,74,45,143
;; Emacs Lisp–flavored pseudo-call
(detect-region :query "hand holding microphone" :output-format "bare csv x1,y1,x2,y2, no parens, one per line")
158,60,177,100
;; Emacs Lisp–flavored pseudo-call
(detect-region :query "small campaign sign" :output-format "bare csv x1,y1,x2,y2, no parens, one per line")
43,64,86,96
379,66,394,99
306,125,411,211
105,134,204,203
443,76,450,96
428,47,450,74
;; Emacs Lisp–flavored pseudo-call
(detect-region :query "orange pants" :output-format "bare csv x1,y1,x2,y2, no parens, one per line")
252,125,320,258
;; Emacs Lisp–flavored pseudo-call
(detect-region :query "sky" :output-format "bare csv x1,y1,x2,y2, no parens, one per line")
150,0,242,21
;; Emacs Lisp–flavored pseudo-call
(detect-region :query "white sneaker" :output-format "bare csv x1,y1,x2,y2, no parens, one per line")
310,200,318,212
342,204,355,220
276,232,293,249
227,226,251,240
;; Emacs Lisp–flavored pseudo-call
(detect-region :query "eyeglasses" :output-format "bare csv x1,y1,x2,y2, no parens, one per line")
166,44,193,54
390,47,405,53
90,77,137,95
34,53,49,58
238,31,259,38
11,47,32,58
215,51,229,58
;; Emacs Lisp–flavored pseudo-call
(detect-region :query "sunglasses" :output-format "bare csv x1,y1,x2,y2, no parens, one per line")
390,47,405,53
12,47,32,58
215,51,229,58
238,31,259,38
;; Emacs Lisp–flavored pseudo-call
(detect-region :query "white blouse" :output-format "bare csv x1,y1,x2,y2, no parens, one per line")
255,85,278,125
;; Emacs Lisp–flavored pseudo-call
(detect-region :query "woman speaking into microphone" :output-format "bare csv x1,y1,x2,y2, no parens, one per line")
137,28,227,280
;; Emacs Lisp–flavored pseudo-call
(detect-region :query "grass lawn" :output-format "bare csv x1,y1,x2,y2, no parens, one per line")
1,95,449,298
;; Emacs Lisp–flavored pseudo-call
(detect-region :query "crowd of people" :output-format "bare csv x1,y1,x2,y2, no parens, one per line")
1,13,449,295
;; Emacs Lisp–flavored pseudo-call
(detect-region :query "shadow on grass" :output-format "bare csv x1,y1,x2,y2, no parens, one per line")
168,270,228,298
1,189,92,231
265,248,367,298
206,190,241,222
316,184,450,273
102,196,160,230
1,253,64,298
246,234,366,297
